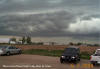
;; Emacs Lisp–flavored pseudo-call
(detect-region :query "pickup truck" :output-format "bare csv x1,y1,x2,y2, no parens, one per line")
60,46,80,63
90,49,100,65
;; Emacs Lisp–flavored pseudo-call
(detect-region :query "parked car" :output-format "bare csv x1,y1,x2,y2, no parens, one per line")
60,46,80,63
90,49,100,65
0,45,22,56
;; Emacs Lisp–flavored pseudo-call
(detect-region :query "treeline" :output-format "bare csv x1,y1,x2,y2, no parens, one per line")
69,42,100,46
9,36,31,44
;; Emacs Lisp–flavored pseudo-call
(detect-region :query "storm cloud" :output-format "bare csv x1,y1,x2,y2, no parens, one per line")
0,0,100,39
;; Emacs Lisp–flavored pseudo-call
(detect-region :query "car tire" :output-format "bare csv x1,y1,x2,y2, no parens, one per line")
60,58,64,63
18,50,22,54
78,58,80,61
92,63,96,66
6,52,10,56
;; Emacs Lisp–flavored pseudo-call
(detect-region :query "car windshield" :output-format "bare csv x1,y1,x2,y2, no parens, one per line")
0,46,8,49
64,48,77,54
95,50,100,56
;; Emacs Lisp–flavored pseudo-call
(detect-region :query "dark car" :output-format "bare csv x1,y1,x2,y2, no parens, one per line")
60,46,80,63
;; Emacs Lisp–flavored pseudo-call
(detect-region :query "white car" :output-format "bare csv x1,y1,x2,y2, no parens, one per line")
90,49,100,65
0,45,22,56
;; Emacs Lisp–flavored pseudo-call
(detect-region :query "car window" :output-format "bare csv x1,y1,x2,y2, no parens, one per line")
64,48,78,54
0,46,7,49
77,49,80,53
12,47,17,49
9,47,14,49
95,50,100,56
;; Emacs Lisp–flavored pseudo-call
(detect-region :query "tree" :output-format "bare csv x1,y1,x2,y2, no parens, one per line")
10,37,16,42
37,42,44,45
26,36,31,44
94,44,99,46
69,42,74,45
22,36,26,44
77,42,82,46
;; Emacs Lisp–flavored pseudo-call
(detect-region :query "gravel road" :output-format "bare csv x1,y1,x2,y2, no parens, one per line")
0,54,100,69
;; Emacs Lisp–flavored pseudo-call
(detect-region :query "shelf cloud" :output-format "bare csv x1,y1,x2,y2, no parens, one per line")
0,0,99,40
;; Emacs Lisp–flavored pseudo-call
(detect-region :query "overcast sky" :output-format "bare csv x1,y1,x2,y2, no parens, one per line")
0,0,100,43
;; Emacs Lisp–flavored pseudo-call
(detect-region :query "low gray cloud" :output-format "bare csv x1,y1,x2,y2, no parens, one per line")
0,0,100,39
81,14,100,20
0,10,77,36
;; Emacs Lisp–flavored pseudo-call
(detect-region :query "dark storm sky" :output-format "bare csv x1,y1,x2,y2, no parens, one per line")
0,0,100,39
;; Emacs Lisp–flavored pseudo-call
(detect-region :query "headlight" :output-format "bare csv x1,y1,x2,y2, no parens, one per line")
71,56,75,59
61,56,65,58
0,50,3,53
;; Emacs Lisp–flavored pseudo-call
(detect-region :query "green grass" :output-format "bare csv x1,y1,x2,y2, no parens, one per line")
22,49,91,59
22,49,64,57
80,52,91,60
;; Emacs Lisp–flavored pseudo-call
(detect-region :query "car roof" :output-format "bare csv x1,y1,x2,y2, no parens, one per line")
97,49,100,50
68,46,79,49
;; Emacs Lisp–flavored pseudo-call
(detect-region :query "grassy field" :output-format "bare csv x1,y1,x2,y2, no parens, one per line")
22,49,91,59
23,49,64,57
0,44,99,59
14,45,100,54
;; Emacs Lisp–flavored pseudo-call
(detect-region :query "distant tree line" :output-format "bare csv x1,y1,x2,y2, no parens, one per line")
22,36,32,44
9,36,44,45
6,37,100,46
69,42,100,46
9,36,32,44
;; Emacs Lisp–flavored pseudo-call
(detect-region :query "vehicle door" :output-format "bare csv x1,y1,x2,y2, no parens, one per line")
8,46,15,54
13,47,19,54
95,50,100,63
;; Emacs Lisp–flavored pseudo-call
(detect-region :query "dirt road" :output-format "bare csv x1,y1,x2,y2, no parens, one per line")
0,54,99,69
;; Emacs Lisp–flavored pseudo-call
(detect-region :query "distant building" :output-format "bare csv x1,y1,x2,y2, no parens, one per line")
0,38,17,44
44,42,58,45
0,38,10,43
44,42,50,45
16,41,23,44
9,41,16,44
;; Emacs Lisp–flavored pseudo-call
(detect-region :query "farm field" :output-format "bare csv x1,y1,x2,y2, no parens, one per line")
13,45,100,54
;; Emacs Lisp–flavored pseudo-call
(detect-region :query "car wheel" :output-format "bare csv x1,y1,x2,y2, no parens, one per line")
60,58,64,63
92,63,96,66
18,50,22,54
78,58,80,61
6,52,10,56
